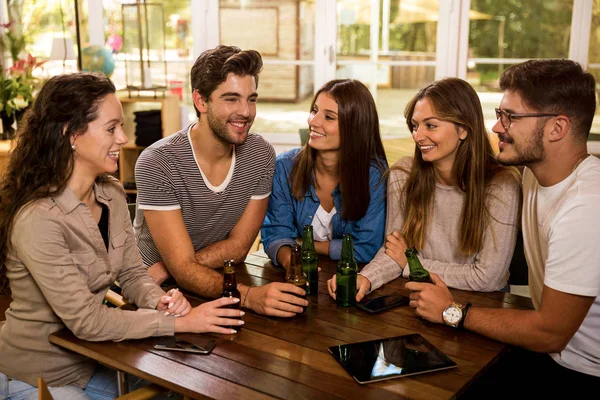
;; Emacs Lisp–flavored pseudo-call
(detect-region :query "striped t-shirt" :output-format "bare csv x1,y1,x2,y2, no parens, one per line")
134,124,276,266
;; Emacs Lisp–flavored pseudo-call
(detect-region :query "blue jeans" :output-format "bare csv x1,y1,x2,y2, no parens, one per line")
0,365,153,400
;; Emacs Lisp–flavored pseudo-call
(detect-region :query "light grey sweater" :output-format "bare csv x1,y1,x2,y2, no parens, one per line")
360,157,521,292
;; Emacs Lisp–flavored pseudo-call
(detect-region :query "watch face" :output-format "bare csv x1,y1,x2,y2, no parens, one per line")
443,306,462,324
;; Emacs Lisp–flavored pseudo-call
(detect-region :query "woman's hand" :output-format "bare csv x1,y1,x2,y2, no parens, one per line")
157,288,191,317
327,274,372,302
385,231,408,267
175,297,245,334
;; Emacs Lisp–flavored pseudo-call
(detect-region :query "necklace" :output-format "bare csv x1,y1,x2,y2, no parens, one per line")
571,153,590,174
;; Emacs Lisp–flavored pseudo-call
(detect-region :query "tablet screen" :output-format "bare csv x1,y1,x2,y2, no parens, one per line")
328,333,457,384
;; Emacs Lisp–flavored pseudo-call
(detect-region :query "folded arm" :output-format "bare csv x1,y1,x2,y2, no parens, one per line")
143,208,224,298
195,198,269,267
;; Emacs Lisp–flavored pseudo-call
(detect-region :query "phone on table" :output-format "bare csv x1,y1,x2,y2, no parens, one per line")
153,336,216,354
356,294,409,314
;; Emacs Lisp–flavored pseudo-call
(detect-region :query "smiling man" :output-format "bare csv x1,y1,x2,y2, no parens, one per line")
133,45,308,318
405,59,600,396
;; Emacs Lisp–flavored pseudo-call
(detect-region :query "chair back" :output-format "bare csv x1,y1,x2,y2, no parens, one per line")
38,377,53,400
508,230,528,286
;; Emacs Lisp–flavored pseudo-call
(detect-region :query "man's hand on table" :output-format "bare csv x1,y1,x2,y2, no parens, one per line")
327,274,371,302
245,282,308,317
405,273,454,324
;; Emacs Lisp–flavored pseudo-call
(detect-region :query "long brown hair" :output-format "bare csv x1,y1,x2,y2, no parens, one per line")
290,79,387,221
400,77,516,254
0,73,116,295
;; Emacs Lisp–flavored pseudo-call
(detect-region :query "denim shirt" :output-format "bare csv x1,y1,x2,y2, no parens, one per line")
261,148,387,265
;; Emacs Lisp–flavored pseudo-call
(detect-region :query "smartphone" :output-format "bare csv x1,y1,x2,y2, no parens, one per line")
356,294,409,314
153,336,216,354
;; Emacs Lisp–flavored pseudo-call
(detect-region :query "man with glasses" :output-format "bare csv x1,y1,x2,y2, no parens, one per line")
406,59,600,396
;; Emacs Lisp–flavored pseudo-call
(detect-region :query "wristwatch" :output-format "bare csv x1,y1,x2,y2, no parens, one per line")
442,302,471,328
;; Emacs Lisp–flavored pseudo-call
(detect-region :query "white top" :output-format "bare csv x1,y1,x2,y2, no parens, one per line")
311,205,337,241
522,155,600,377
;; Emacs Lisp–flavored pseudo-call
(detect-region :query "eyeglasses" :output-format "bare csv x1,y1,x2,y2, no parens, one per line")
494,108,558,131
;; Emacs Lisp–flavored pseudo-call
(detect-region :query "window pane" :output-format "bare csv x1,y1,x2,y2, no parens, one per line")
219,0,315,136
468,0,573,133
15,1,78,73
337,0,436,138
102,0,193,105
588,0,600,139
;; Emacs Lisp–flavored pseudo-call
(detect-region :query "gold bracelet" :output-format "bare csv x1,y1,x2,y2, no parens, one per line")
242,286,253,309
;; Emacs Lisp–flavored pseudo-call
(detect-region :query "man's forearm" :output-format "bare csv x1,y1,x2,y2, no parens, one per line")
195,239,250,268
169,261,224,299
465,307,562,353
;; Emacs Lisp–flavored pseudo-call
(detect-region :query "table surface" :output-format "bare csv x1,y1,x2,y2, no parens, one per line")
50,251,533,400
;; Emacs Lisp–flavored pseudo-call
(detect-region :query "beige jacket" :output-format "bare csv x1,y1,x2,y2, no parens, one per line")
0,178,175,388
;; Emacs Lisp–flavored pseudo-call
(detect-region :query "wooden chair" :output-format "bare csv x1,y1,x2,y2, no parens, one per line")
38,377,168,400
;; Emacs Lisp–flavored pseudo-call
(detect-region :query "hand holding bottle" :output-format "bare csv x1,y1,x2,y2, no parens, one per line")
405,273,453,323
244,282,307,317
174,297,244,334
327,274,371,302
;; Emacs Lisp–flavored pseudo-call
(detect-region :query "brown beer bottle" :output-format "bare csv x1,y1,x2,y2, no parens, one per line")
221,259,242,327
405,247,433,283
286,244,307,313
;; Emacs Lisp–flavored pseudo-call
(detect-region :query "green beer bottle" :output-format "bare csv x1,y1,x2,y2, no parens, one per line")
405,247,433,283
286,244,307,313
301,225,319,295
336,234,357,307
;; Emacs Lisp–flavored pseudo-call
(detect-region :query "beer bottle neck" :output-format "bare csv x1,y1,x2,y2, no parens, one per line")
407,255,427,273
302,228,316,252
340,237,355,263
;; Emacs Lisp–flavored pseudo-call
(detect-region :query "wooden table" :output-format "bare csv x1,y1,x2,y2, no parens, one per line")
49,251,532,400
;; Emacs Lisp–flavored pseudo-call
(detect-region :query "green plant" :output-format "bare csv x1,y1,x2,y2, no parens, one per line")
1,21,27,62
0,54,45,118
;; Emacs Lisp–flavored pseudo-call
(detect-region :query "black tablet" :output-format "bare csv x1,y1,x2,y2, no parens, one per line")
328,333,457,384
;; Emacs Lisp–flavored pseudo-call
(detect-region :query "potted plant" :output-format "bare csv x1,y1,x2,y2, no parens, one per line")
0,54,45,139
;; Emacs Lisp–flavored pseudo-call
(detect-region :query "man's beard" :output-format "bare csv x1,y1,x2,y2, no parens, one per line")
206,105,251,146
497,123,545,167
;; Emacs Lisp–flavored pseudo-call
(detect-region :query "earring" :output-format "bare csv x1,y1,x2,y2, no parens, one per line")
71,144,76,150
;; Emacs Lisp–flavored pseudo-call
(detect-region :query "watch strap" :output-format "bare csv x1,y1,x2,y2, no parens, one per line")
458,303,472,329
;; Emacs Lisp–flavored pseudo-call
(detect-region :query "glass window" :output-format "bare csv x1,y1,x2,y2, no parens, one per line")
102,0,193,105
468,0,574,133
8,0,78,74
218,0,315,136
337,0,437,138
588,0,600,138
